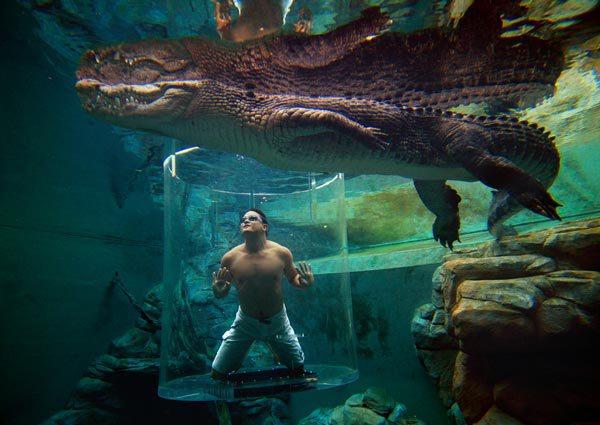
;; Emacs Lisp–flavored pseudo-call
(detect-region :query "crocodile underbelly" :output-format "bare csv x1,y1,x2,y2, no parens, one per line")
175,121,475,181
257,148,475,181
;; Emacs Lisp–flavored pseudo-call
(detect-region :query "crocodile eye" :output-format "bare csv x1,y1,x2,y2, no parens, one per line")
85,50,101,65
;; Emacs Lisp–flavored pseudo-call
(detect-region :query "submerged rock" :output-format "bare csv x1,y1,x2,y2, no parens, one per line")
412,218,600,424
362,387,397,416
387,403,409,424
298,388,418,425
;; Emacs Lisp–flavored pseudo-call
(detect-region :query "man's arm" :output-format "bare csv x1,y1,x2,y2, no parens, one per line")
282,247,314,289
212,251,234,298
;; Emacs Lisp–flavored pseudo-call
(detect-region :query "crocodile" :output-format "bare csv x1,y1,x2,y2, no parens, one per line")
75,5,563,248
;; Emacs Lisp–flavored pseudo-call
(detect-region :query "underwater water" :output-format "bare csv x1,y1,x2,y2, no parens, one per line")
1,0,599,424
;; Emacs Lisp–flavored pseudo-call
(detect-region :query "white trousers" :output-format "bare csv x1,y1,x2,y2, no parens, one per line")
211,305,305,374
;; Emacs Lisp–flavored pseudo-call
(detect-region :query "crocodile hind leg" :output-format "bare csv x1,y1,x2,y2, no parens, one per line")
487,190,520,239
414,180,462,249
444,142,561,222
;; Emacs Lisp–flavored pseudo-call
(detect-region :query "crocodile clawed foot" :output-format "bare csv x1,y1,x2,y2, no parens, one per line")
513,188,562,221
366,127,391,150
433,213,461,250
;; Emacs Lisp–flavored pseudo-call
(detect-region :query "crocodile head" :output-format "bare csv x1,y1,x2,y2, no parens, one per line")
75,38,206,132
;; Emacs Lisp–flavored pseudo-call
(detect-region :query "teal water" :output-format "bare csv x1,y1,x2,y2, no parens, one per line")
1,0,599,424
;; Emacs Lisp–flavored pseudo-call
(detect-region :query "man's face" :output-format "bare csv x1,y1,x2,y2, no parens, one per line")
240,211,267,235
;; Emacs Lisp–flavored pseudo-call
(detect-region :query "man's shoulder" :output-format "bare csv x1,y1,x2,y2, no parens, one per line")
229,244,246,254
267,240,292,256
222,244,245,262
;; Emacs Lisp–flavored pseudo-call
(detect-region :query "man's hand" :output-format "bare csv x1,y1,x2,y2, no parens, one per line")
212,267,233,298
296,262,314,288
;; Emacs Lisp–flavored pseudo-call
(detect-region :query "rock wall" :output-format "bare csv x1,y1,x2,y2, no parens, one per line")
411,218,600,425
41,284,163,424
298,387,420,425
41,284,290,425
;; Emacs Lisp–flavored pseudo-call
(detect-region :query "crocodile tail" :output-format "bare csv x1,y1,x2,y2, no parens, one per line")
252,6,392,69
385,30,565,109
311,4,565,110
182,8,390,74
390,0,564,109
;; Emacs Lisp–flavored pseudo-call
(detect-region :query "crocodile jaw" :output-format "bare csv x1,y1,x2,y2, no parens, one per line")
75,38,200,130
75,79,202,130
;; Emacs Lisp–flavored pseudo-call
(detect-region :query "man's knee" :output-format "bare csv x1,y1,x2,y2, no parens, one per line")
288,363,305,376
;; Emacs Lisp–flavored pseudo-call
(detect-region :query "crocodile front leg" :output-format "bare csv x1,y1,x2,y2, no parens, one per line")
414,180,462,249
264,107,390,151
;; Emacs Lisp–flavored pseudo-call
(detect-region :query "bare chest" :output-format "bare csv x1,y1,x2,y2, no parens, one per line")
230,253,284,284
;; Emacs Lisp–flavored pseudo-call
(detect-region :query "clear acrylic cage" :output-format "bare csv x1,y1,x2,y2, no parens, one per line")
158,147,358,401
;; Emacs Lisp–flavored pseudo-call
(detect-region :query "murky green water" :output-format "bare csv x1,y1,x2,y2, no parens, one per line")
2,1,598,424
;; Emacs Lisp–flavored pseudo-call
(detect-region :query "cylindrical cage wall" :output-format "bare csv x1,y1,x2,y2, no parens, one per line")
158,148,358,401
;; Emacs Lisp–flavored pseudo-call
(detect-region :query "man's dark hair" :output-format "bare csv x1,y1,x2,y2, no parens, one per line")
246,208,269,236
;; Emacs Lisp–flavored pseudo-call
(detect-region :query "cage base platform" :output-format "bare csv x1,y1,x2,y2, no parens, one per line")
159,364,358,401
226,366,317,398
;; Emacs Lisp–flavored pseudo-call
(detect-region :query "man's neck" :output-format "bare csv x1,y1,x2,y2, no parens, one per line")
244,234,267,253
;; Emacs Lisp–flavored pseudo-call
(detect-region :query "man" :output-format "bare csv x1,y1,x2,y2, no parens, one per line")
211,208,314,380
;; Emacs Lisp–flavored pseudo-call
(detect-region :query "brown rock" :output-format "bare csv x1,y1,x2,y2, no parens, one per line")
533,270,600,347
493,378,567,425
480,219,600,270
542,225,600,270
451,298,535,353
413,219,600,424
445,255,556,280
474,405,525,425
438,360,456,408
441,255,555,312
452,352,493,423
537,297,594,338
554,378,600,413
534,270,600,310
458,278,544,311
